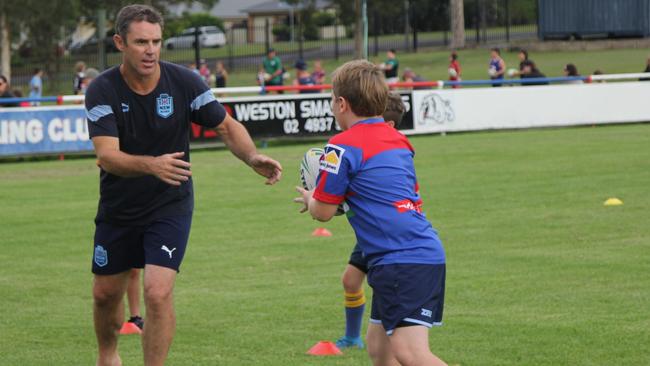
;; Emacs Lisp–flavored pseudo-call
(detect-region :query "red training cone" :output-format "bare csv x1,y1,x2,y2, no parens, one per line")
119,322,142,335
311,228,332,237
307,341,343,356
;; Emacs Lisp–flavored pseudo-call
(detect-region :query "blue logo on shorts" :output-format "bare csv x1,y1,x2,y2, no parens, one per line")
156,93,174,118
94,245,108,267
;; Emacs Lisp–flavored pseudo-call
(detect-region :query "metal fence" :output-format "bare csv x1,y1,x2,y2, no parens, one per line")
7,1,538,95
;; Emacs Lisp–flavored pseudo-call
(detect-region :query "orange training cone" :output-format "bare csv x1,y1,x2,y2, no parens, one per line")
307,341,343,356
119,321,142,335
311,227,332,237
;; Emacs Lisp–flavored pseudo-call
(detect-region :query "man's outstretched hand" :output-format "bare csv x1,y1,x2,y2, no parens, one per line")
248,153,282,185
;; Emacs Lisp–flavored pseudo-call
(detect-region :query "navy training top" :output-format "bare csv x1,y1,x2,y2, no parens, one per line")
85,61,226,225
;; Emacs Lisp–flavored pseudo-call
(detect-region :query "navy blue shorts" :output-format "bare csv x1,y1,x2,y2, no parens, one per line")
368,263,445,335
348,243,369,274
92,214,192,275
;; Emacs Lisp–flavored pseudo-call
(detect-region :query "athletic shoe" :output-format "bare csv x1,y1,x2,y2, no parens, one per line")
128,316,144,330
335,336,364,349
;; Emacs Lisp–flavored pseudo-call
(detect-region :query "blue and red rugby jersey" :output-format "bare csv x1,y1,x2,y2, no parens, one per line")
313,117,445,267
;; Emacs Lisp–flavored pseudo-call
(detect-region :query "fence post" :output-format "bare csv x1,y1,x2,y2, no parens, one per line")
194,27,200,67
505,0,511,42
475,0,480,44
228,27,234,71
410,1,417,52
97,8,107,71
403,0,410,52
334,15,340,60
373,10,379,57
265,19,270,52
298,15,304,60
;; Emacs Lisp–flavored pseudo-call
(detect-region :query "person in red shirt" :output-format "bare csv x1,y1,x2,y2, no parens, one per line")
448,51,461,88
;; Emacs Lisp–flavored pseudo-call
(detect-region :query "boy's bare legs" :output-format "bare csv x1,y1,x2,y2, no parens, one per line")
390,326,447,366
367,322,400,366
126,268,141,318
94,271,131,366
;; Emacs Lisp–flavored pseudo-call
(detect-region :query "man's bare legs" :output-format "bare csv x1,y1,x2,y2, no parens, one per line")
94,271,131,366
142,264,177,366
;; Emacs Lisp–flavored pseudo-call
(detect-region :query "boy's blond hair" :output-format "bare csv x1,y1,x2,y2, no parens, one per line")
332,60,388,117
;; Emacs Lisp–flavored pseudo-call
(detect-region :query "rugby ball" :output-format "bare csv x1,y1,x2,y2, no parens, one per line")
507,68,518,77
448,67,458,77
300,147,324,190
299,147,347,216
488,66,497,77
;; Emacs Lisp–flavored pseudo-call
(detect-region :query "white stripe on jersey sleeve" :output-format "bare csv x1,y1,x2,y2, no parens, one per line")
190,90,217,111
86,105,114,122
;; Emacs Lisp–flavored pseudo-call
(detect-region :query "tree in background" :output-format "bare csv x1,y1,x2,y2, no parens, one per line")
0,0,217,89
450,0,466,49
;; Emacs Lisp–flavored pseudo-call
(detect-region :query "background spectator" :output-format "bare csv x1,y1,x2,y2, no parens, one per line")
402,68,430,90
199,59,211,85
520,60,548,86
0,75,18,107
448,51,461,88
311,60,326,84
80,68,100,94
263,48,284,93
293,59,318,94
12,90,31,107
380,49,399,84
29,68,43,105
488,48,506,87
214,61,228,88
563,63,583,84
73,61,86,95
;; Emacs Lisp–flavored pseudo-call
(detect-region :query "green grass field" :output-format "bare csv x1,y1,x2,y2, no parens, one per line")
1,123,649,365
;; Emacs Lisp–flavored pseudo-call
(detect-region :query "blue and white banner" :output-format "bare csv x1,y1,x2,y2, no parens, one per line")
0,106,92,157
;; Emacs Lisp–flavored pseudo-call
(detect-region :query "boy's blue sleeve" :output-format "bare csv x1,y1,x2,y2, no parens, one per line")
313,143,359,204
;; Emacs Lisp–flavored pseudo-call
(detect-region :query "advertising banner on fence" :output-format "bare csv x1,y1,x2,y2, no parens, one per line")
410,82,650,134
189,92,415,142
0,106,92,157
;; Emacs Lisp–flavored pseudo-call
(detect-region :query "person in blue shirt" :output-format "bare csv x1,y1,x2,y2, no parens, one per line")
28,68,43,105
86,5,282,365
293,59,318,94
334,92,406,350
488,48,506,87
295,60,447,366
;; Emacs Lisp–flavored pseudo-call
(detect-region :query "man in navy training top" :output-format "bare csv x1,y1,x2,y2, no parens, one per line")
85,5,282,366
295,60,447,365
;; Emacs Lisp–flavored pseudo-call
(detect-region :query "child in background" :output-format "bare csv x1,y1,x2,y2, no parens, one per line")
448,51,461,88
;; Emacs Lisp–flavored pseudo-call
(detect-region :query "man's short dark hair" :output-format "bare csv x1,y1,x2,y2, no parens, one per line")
115,4,164,42
0,75,7,84
383,92,405,128
491,47,500,55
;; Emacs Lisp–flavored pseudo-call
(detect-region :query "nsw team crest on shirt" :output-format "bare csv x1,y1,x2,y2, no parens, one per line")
156,93,174,118
321,144,345,174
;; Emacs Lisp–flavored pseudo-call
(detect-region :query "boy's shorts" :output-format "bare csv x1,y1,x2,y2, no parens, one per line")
368,263,445,335
348,243,369,274
91,214,192,275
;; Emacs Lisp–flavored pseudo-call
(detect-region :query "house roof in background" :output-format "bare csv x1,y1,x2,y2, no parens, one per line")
241,0,332,14
166,0,269,20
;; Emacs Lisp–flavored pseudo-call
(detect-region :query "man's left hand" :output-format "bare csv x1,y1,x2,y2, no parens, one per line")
248,154,282,185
